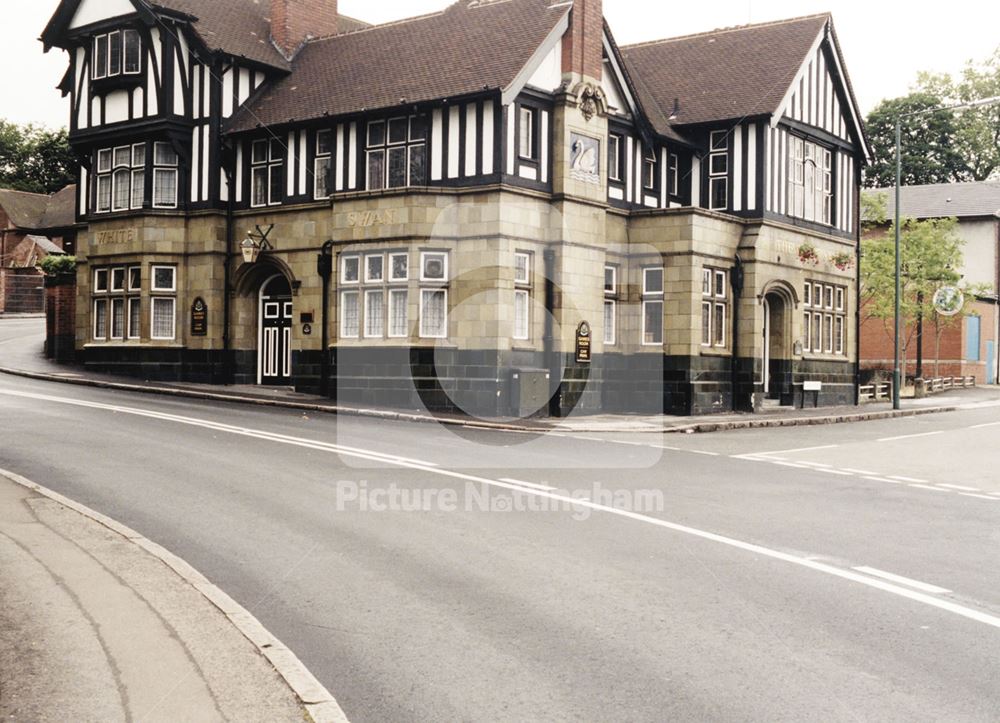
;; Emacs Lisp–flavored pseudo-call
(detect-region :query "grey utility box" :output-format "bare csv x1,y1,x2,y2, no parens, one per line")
510,368,551,418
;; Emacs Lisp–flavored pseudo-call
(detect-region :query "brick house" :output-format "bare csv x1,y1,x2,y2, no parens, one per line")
41,0,871,416
861,182,1000,385
0,186,79,313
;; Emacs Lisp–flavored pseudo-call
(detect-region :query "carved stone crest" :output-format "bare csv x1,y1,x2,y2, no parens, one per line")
570,81,608,122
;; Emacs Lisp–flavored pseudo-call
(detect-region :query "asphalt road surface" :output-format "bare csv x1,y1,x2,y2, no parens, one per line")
1,349,999,720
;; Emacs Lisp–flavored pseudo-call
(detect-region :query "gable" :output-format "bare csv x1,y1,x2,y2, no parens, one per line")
525,38,563,93
776,37,857,147
601,59,628,116
69,0,137,29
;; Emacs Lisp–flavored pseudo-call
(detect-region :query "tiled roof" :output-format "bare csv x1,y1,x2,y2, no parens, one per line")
27,235,67,255
148,0,291,70
0,186,78,231
0,189,50,229
864,183,1000,221
227,0,570,132
39,185,79,229
621,14,830,127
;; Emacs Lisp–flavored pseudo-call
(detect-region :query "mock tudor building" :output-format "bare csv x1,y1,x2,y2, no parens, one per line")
41,0,871,416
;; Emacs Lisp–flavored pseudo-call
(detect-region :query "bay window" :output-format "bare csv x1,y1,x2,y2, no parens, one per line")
92,29,141,80
788,137,833,225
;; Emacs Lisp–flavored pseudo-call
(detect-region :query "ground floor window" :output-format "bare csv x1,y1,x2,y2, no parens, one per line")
804,280,845,355
91,264,142,341
420,289,447,339
701,267,729,348
339,251,412,340
642,267,664,346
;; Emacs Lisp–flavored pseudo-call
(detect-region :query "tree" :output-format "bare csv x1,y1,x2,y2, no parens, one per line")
0,120,75,195
864,47,1000,188
861,197,986,382
864,92,968,188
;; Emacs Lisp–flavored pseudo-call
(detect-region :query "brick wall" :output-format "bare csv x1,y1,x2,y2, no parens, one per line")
45,274,76,362
3,268,45,313
561,0,603,81
270,0,338,57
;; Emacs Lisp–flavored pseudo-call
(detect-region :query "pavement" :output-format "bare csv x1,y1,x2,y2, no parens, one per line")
0,467,347,722
2,316,997,433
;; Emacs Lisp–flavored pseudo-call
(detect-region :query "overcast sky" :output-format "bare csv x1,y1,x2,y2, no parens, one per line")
7,1,999,129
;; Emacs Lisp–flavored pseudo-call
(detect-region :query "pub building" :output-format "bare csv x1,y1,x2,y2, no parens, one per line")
41,0,870,417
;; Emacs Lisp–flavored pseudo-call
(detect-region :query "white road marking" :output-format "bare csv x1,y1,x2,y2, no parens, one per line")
771,461,811,469
970,422,1000,429
7,388,1000,632
909,484,949,493
864,476,903,484
817,468,854,476
498,478,556,492
889,476,928,484
877,431,946,442
960,493,1000,501
796,461,834,468
745,444,838,456
842,468,878,476
852,566,952,594
937,484,981,492
688,450,720,457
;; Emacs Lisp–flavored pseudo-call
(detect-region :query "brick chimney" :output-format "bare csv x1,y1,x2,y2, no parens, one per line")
270,0,339,58
561,0,603,81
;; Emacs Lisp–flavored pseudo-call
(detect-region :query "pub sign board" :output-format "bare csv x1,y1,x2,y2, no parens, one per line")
575,321,592,363
191,297,208,336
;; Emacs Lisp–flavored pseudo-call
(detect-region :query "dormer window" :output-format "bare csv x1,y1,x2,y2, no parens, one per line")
92,29,141,80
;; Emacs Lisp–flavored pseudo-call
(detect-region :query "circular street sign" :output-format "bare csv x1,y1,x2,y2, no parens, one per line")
933,286,964,316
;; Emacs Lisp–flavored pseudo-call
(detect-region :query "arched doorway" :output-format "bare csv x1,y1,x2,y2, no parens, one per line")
258,274,293,385
762,289,791,399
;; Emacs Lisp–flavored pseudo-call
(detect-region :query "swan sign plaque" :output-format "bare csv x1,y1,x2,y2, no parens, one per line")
570,134,600,185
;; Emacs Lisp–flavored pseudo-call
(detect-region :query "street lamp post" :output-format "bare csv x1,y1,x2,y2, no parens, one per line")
892,95,1000,410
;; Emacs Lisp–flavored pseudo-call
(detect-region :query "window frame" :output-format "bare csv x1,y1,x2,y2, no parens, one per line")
701,266,729,349
641,266,664,347
608,134,622,182
314,129,333,200
365,115,427,190
149,297,175,340
420,251,449,283
518,106,537,161
708,130,729,211
340,255,360,285
151,265,176,293
419,288,448,339
667,153,679,196
340,290,360,339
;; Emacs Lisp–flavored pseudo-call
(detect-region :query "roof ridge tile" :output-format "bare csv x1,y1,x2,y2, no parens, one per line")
622,12,829,50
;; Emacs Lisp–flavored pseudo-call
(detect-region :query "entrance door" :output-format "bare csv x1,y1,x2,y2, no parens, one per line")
762,297,771,394
259,275,292,385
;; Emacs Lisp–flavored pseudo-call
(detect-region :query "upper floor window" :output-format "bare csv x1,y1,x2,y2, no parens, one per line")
642,267,664,346
251,139,283,207
518,106,537,161
96,144,144,213
608,134,622,182
709,131,728,211
366,116,427,191
314,130,332,200
642,147,657,190
788,137,833,225
152,142,178,209
668,154,679,196
92,29,141,80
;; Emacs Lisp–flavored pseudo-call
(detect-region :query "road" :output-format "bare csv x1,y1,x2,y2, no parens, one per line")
2,325,1000,720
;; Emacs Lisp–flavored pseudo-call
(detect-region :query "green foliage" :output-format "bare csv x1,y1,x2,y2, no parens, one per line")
38,255,77,276
861,190,889,227
863,47,1000,188
861,216,984,377
0,120,75,195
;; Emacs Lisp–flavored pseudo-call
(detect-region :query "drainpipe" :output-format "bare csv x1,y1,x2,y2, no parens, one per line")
730,254,744,411
222,153,235,385
544,248,558,417
318,240,334,397
854,178,862,405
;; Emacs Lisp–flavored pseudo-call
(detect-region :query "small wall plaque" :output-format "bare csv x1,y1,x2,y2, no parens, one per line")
190,297,208,336
575,321,592,363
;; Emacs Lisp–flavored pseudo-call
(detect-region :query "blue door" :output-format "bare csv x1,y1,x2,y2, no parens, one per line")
966,316,981,362
987,341,996,385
